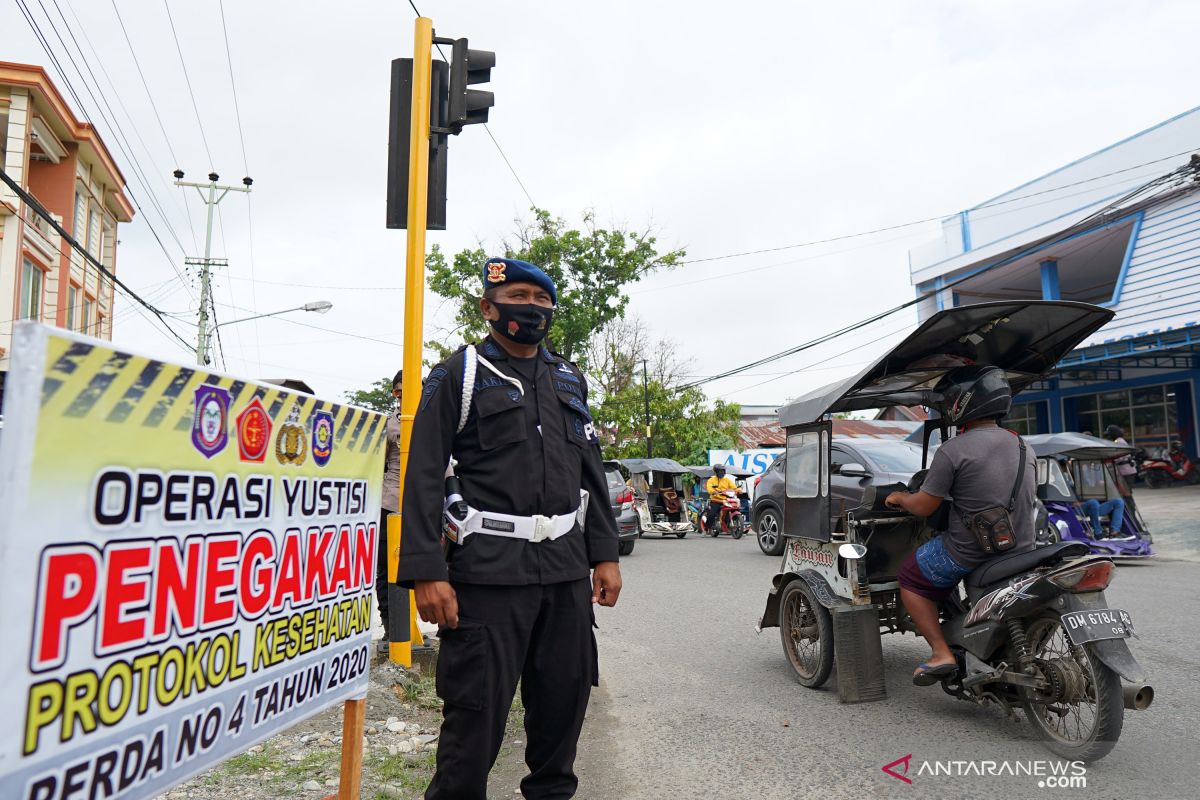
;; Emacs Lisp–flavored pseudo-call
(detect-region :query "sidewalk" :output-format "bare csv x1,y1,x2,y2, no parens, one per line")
1131,482,1200,561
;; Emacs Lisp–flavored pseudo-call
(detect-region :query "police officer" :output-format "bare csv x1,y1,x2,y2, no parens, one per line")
398,257,622,800
378,369,402,654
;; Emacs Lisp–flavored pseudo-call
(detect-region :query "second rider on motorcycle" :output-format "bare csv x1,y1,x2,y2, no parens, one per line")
884,366,1038,686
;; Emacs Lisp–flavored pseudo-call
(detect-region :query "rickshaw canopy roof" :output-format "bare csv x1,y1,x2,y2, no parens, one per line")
779,301,1115,428
618,457,690,475
1025,432,1137,461
685,464,756,479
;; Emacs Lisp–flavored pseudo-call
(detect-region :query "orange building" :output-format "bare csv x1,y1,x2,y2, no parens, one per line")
0,61,133,371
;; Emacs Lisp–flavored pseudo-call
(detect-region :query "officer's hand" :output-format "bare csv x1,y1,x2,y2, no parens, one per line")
592,562,622,607
414,580,459,629
885,491,906,509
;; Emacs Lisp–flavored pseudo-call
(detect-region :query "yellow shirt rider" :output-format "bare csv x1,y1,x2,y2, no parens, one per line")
705,465,738,533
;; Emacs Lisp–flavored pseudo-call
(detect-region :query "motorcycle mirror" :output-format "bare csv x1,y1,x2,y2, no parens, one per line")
838,543,868,560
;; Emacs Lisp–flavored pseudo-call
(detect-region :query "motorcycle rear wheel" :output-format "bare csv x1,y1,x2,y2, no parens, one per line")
779,580,834,688
1019,613,1124,762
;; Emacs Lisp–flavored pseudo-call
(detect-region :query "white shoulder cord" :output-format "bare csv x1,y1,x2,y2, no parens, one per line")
455,346,525,434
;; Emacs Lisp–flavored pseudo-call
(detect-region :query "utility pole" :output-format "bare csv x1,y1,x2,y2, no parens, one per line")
174,170,252,365
643,358,652,458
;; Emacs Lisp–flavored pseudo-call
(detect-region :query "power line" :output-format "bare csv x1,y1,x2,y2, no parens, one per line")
36,0,190,257
673,161,1198,393
161,0,214,167
674,147,1200,266
0,167,196,354
215,0,262,371
13,0,195,296
61,0,200,254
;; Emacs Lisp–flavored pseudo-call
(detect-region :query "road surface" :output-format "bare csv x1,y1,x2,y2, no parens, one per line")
574,532,1199,799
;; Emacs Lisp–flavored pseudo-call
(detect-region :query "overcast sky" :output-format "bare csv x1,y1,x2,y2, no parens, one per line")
5,0,1199,407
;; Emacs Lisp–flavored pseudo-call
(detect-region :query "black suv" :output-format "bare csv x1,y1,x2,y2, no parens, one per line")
751,437,926,555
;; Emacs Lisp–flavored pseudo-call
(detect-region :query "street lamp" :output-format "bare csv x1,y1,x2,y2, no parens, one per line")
204,300,334,364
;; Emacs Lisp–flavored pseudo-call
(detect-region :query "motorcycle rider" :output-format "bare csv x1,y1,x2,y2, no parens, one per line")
705,465,738,533
885,366,1037,686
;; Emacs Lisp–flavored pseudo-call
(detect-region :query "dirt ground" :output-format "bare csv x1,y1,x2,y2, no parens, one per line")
157,643,528,800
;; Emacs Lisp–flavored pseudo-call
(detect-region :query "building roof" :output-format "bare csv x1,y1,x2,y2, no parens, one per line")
876,405,930,422
738,417,922,447
0,61,133,221
910,105,1200,286
739,420,785,447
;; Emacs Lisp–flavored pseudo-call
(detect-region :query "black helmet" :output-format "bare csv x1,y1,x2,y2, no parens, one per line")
713,464,727,477
938,365,1012,425
1103,424,1125,440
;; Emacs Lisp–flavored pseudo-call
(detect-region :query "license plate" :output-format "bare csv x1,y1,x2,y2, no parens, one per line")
1060,608,1135,645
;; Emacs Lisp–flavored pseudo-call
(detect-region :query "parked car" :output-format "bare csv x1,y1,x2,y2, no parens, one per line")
604,460,640,555
751,438,926,556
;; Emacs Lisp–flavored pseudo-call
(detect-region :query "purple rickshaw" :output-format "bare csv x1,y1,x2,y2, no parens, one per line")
1027,433,1154,559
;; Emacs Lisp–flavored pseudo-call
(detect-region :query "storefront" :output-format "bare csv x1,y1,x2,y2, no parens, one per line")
909,106,1200,456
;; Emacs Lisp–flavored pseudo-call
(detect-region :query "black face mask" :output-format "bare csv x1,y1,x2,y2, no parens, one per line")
489,302,554,345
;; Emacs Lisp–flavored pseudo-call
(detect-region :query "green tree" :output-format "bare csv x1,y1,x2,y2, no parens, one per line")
425,208,685,365
594,379,741,465
344,377,396,413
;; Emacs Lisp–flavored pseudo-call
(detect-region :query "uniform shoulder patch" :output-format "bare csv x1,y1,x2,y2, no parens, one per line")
421,366,449,411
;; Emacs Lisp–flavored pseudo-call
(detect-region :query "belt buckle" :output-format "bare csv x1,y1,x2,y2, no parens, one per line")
531,514,553,543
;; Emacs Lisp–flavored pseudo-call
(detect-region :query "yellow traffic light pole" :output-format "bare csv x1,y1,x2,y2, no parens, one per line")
389,15,434,667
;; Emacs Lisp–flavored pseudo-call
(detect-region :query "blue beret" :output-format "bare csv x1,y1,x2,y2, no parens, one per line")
482,258,557,305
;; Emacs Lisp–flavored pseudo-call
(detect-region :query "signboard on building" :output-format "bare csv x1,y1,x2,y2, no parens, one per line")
708,448,784,475
0,325,386,800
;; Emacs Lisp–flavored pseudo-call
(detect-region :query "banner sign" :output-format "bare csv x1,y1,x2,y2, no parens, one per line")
0,325,387,800
708,448,784,475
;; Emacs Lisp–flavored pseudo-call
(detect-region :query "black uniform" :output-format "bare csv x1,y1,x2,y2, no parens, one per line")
398,337,619,800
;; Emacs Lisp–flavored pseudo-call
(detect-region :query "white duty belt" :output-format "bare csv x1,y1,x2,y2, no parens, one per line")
444,491,589,545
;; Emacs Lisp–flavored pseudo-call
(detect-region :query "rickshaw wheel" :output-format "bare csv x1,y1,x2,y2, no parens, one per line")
779,579,834,688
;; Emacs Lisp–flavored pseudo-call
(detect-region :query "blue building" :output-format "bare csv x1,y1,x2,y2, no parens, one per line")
909,108,1200,455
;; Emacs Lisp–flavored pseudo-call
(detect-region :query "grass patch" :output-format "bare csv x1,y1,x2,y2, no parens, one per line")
219,744,275,776
397,671,441,711
278,749,340,781
369,749,438,794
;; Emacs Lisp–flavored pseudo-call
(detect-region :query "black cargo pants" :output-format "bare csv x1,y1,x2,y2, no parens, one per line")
425,579,598,800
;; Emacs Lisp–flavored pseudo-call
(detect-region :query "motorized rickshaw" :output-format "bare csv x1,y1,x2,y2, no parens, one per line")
685,465,753,537
618,458,695,537
1026,432,1154,558
757,301,1153,761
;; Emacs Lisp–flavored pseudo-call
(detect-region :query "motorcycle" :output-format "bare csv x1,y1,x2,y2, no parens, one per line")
708,489,748,539
1138,442,1199,488
758,300,1153,762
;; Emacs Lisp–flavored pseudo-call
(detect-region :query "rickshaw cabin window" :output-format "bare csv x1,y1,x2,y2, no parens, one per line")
785,432,823,498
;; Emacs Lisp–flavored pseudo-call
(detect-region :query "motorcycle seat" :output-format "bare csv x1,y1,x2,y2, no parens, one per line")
965,541,1091,589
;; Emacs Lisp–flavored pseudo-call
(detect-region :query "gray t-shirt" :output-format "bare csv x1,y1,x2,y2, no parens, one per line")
922,426,1037,568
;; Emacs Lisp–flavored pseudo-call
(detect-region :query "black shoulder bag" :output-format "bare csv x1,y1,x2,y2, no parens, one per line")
958,437,1026,555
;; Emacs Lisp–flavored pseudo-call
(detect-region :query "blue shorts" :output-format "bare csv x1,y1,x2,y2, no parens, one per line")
898,536,973,601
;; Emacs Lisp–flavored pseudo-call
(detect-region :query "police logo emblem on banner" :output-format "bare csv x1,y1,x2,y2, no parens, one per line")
191,385,231,458
275,406,307,465
312,411,334,467
236,398,272,463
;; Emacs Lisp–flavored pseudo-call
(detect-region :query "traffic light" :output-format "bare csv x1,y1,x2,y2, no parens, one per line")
386,58,449,230
447,38,494,132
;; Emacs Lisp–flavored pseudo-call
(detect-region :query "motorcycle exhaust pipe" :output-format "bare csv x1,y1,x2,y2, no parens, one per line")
1122,682,1154,711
